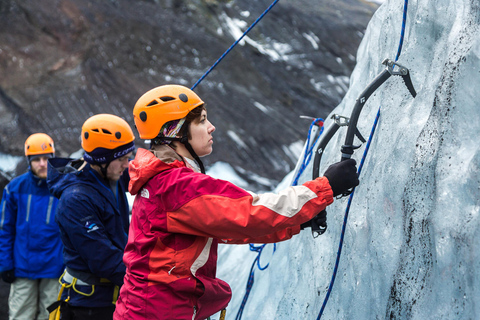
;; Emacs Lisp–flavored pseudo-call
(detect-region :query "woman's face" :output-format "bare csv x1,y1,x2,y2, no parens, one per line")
189,109,215,157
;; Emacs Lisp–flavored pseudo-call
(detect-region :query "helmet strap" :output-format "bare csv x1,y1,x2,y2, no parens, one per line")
182,141,205,174
179,125,205,174
152,126,206,174
100,162,110,180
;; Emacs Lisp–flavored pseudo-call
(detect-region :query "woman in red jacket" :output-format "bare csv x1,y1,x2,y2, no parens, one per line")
114,85,358,320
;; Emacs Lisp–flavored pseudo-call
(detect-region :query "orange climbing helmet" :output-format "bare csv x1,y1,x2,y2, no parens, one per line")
81,114,135,164
24,133,55,157
133,85,204,139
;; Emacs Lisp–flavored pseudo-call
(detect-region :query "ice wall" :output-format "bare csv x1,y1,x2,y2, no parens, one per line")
217,0,480,319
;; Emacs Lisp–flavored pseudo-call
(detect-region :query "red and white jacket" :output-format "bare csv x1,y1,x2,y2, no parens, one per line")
114,146,334,320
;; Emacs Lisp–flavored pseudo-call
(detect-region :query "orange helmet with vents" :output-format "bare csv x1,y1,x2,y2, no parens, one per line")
133,85,204,139
24,133,55,157
81,114,135,164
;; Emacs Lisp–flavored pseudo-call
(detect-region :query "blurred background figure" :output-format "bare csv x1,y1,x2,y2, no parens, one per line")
0,133,64,320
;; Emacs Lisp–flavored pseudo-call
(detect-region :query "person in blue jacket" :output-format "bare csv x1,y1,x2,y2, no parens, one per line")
0,133,64,320
47,114,135,320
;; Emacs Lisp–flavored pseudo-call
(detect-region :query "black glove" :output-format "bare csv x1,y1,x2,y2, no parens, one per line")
1,269,16,284
301,211,325,229
300,220,311,230
323,159,359,197
301,210,327,236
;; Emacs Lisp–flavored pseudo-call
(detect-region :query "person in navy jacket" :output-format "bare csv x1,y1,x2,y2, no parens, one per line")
47,114,135,320
0,133,64,320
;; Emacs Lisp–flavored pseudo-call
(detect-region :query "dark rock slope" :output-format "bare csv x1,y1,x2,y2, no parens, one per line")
0,0,377,318
0,0,377,188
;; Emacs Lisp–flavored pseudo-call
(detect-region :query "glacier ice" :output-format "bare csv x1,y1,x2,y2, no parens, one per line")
216,0,480,319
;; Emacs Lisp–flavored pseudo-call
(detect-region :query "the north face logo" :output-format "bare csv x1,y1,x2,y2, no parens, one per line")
141,188,149,199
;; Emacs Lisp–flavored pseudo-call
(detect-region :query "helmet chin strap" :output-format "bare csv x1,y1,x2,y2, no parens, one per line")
152,128,206,174
100,162,110,180
180,133,205,174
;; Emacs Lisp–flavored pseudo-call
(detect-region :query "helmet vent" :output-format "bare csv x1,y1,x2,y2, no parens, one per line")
159,96,175,102
102,129,112,135
179,93,188,102
92,129,99,133
147,100,158,106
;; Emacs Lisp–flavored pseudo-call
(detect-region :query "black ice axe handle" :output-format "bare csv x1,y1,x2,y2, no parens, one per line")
312,115,348,180
308,114,349,237
341,58,416,161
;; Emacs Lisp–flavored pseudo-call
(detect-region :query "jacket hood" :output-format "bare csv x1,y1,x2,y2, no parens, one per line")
47,157,106,199
128,147,184,195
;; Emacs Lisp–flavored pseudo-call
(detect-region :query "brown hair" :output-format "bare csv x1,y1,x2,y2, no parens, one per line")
154,104,206,148
178,104,206,140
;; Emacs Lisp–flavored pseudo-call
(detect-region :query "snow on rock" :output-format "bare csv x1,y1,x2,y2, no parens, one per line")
0,154,23,173
207,161,249,189
217,0,480,319
227,130,248,149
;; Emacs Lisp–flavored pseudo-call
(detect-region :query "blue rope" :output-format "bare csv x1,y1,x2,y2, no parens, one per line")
316,108,381,320
395,0,408,62
235,118,322,319
292,118,324,186
191,0,281,90
316,0,409,317
188,1,278,318
235,244,276,320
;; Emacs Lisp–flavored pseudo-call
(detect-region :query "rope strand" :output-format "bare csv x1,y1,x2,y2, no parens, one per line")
235,244,276,320
191,0,281,90
292,118,324,186
191,3,283,319
316,0,409,317
316,108,381,319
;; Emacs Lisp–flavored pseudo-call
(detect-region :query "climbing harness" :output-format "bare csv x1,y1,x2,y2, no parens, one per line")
316,0,414,318
235,243,276,320
47,278,70,320
47,269,119,320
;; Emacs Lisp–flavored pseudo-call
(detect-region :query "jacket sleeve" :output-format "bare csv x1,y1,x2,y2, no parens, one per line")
0,185,16,272
57,190,126,286
164,172,333,241
222,225,301,244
